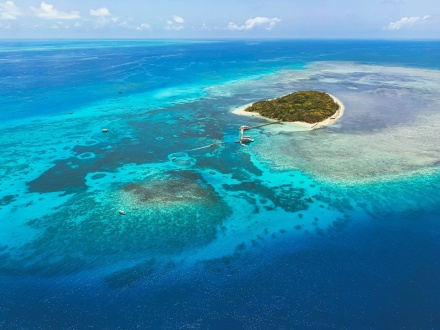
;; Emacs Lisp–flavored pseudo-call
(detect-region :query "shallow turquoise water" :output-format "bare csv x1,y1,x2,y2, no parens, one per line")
0,39,440,328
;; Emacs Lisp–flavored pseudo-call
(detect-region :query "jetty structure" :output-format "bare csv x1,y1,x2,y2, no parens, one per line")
235,121,282,145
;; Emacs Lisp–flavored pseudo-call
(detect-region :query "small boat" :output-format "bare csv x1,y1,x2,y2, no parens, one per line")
240,125,251,130
240,136,254,144
102,128,108,133
236,136,254,145
118,210,126,215
235,135,254,144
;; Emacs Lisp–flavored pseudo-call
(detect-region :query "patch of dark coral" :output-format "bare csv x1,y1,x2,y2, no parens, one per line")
223,180,309,213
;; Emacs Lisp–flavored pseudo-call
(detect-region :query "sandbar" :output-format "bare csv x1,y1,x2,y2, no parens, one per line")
231,93,345,131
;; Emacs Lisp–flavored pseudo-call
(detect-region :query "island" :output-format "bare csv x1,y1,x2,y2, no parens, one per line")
232,90,345,130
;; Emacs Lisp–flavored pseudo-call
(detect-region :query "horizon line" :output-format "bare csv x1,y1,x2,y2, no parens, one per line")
1,36,440,41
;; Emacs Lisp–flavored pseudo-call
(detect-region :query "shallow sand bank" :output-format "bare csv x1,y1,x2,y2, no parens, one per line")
231,93,345,131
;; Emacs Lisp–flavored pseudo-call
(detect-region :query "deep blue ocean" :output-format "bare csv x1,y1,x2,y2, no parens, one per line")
1,39,440,329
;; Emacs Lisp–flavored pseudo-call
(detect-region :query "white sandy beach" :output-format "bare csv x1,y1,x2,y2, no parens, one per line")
231,93,345,131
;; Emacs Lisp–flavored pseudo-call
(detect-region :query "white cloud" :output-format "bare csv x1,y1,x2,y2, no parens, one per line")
136,23,151,31
88,8,122,28
201,22,211,31
0,1,21,20
48,21,71,29
173,15,184,24
165,24,184,31
32,1,80,20
228,17,282,31
164,15,184,31
119,21,129,28
200,22,221,31
90,8,110,17
385,15,430,30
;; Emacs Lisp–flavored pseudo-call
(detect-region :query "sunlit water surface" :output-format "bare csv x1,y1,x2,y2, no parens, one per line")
0,40,439,328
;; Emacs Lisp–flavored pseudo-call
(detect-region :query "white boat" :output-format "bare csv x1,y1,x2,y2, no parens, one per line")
118,210,126,215
240,136,254,143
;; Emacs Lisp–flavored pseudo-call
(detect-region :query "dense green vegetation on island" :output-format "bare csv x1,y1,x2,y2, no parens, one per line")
245,90,339,123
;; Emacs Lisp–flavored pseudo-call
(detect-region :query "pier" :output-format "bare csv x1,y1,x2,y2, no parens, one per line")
236,120,282,145
243,121,283,130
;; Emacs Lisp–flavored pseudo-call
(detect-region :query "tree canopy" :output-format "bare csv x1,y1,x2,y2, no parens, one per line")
245,91,339,123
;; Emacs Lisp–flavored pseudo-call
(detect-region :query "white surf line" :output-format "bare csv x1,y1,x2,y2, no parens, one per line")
185,144,214,152
182,142,223,152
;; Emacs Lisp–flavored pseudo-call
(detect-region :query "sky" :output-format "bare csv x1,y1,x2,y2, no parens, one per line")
0,0,439,39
